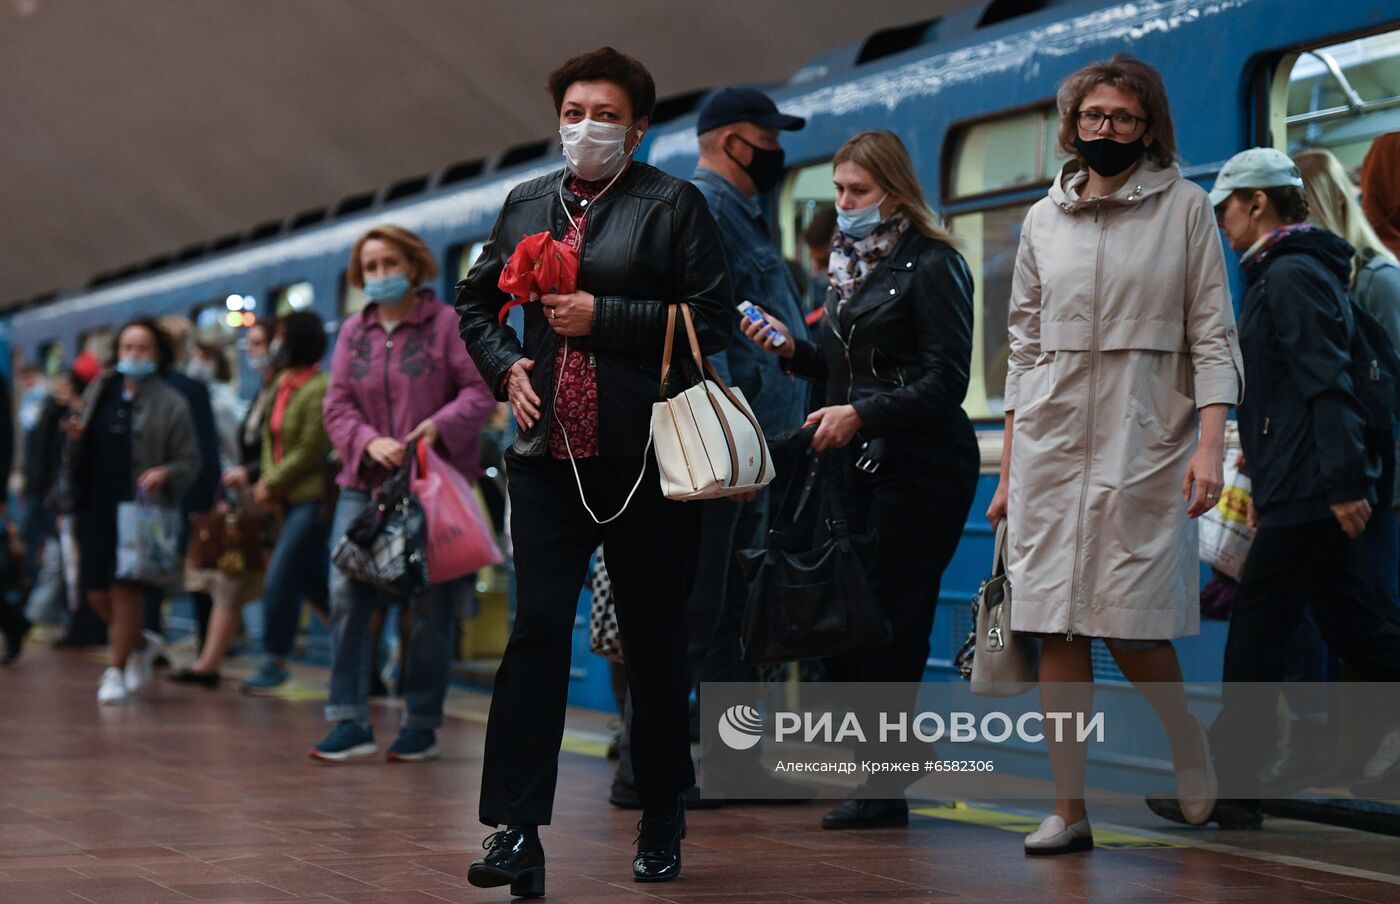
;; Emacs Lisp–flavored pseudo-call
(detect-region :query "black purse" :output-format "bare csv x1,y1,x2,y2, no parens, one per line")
736,452,891,664
330,443,429,597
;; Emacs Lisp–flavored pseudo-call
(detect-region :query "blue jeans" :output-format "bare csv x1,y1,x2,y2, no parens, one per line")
324,490,460,730
262,500,330,660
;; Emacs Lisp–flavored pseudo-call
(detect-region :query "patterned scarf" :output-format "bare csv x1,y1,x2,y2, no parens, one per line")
829,215,910,310
1240,222,1316,269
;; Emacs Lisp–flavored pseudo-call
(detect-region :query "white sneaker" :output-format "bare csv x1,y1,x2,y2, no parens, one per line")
124,630,163,693
1024,814,1093,855
98,667,129,705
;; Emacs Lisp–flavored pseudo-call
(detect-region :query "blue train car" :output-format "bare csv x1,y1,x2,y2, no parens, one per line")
6,0,1397,706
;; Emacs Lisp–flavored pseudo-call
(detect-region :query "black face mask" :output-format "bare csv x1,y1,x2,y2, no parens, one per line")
727,136,786,194
1073,135,1147,178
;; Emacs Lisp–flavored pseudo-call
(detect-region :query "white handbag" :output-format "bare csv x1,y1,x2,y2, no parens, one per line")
652,303,775,501
556,303,775,523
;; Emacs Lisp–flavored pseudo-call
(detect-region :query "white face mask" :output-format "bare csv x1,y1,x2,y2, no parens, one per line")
559,119,636,182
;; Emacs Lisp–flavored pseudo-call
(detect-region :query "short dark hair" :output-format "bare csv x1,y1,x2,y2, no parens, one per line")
805,204,837,249
248,316,278,348
1229,186,1310,224
548,47,656,120
114,317,175,372
280,311,327,368
194,341,232,383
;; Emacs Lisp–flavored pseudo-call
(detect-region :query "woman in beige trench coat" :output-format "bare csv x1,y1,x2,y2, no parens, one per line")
986,56,1244,854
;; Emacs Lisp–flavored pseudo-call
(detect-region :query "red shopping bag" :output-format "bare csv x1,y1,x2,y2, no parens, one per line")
411,443,504,584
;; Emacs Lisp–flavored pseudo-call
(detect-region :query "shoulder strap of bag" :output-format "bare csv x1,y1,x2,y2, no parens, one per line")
677,304,771,484
768,449,821,537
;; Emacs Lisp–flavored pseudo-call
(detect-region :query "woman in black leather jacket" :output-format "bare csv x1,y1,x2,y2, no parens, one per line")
455,48,731,891
745,130,979,830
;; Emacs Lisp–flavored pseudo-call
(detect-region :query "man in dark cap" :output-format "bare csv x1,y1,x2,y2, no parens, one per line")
609,86,812,809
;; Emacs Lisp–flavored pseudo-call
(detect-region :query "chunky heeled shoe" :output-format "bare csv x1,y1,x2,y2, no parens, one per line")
1176,718,1218,826
467,828,545,897
633,800,685,883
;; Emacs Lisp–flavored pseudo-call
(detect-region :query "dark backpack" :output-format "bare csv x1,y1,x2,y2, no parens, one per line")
1341,293,1400,444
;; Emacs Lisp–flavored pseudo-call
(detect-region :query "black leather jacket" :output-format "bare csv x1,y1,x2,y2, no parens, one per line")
456,163,733,458
785,227,978,459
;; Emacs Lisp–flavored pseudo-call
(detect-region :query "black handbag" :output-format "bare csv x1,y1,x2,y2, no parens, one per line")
330,444,429,597
736,452,891,664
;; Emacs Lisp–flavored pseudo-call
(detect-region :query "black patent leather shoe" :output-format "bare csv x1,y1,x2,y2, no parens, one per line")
820,796,909,830
467,829,546,898
633,801,685,883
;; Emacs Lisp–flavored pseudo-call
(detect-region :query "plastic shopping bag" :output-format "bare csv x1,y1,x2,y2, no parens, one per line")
411,443,504,584
115,496,185,588
1199,457,1254,580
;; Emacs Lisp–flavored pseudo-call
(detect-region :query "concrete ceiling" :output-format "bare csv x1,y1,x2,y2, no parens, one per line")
1,0,962,308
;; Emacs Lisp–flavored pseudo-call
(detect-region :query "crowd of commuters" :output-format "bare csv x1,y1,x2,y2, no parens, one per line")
1,41,1399,893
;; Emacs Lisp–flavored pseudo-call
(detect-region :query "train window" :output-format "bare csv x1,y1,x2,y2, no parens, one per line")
78,327,114,362
946,107,1064,200
40,341,63,377
947,203,1028,417
944,104,1067,419
339,271,368,317
1273,29,1400,167
454,241,489,284
272,281,315,316
778,161,837,274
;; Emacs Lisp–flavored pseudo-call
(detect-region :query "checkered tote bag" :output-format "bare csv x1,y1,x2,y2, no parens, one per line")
588,545,624,663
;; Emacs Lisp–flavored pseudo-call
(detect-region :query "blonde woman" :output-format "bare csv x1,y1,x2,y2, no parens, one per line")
986,55,1244,851
1296,149,1400,349
744,129,980,830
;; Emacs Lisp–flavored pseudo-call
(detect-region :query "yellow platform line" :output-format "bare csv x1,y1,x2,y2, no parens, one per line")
911,802,1183,849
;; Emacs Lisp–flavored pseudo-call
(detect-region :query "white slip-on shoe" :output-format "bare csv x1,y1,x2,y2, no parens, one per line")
98,667,129,705
1177,718,1218,826
1024,814,1093,855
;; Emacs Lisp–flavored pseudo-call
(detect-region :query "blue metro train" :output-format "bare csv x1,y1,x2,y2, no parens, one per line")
6,0,1398,701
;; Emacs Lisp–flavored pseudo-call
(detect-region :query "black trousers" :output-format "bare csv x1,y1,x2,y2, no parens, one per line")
822,443,978,684
821,442,977,792
479,452,700,827
1211,515,1400,794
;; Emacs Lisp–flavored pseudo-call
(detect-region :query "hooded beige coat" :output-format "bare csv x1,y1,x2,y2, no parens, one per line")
1004,161,1243,640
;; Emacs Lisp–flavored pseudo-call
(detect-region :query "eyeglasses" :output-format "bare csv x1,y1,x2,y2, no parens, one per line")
1076,110,1150,135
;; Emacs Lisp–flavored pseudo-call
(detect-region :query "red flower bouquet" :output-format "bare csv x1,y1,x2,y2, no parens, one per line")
496,231,579,324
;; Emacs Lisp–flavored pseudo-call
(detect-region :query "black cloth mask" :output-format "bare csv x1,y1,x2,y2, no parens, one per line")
1073,135,1148,178
727,136,786,194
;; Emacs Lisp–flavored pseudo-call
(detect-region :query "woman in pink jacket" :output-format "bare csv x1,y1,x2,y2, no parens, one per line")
312,225,496,763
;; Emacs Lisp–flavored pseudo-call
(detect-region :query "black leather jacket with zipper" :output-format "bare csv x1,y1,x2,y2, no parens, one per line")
784,228,978,463
455,163,733,458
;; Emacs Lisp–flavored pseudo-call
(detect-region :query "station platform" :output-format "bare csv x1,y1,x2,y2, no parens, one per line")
3,644,1399,904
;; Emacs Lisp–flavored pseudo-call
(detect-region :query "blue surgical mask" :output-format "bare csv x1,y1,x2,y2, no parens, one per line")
116,358,158,381
364,273,412,304
837,194,889,240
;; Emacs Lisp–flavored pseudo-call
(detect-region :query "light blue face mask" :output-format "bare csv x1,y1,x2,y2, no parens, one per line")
364,273,412,304
116,358,158,381
837,194,889,239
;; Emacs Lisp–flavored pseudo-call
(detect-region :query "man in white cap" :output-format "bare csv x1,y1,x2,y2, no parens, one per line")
1149,147,1400,828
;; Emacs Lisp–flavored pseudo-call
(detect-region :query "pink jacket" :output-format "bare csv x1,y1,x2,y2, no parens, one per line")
324,290,496,490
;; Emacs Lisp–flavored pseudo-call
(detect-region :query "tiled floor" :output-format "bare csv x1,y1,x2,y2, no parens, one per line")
2,644,1399,903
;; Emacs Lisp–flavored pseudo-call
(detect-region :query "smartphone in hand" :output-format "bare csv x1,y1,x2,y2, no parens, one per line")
737,301,786,348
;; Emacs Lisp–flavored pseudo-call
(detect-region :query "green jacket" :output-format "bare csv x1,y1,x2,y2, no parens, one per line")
261,371,331,505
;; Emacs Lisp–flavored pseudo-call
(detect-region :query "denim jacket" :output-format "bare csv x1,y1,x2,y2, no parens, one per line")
692,168,809,438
